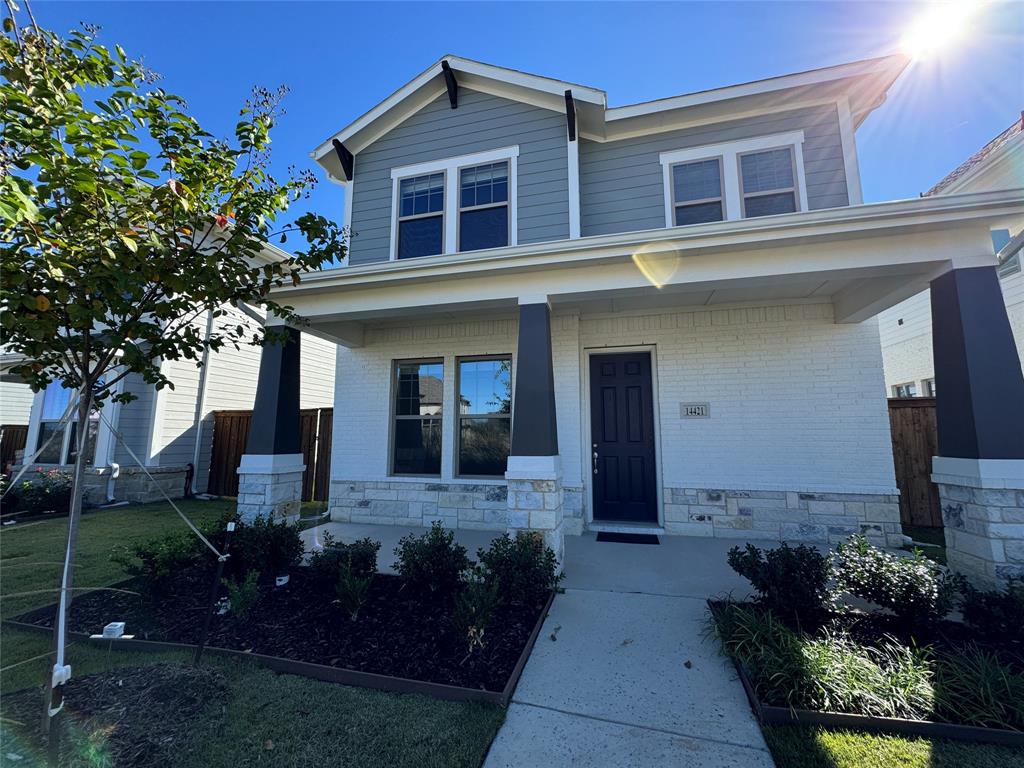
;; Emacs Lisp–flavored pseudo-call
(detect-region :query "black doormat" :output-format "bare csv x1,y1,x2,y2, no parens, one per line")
595,532,660,545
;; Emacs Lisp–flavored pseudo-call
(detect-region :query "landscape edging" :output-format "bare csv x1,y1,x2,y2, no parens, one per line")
705,599,1024,747
5,589,556,707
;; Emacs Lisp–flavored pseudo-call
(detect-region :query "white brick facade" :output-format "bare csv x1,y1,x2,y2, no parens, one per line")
328,301,899,543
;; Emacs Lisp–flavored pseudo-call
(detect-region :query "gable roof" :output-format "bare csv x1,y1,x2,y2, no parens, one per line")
312,54,908,182
924,113,1024,197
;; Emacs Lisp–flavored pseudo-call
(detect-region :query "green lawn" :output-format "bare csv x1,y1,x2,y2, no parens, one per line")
902,524,947,565
763,725,1024,768
0,501,504,767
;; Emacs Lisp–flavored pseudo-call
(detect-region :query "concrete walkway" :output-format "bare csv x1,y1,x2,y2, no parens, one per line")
303,524,776,767
484,534,775,767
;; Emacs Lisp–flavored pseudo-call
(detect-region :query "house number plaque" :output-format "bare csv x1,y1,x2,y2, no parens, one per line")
680,402,710,419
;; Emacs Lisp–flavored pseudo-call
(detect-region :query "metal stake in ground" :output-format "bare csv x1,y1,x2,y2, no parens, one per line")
194,522,235,665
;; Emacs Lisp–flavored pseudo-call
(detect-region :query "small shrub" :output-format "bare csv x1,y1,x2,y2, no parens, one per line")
223,570,260,618
227,515,304,578
308,533,380,585
112,531,205,591
834,535,961,628
933,644,1024,730
453,568,501,656
10,468,74,516
960,578,1024,645
727,542,832,627
335,554,372,621
477,531,561,607
393,521,470,593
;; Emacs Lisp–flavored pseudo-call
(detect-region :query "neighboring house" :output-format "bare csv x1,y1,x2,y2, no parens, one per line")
0,352,33,426
19,301,337,504
879,114,1024,397
229,55,1020,586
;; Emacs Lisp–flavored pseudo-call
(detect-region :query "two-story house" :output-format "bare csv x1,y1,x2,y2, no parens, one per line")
236,56,1024,587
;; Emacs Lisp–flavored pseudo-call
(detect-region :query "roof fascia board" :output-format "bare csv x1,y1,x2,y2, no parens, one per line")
278,189,1024,296
605,55,906,122
311,56,604,163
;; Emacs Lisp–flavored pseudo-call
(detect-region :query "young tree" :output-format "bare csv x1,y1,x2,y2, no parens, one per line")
0,3,346,738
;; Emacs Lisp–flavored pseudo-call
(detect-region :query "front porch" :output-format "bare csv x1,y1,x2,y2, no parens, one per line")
246,189,1024,587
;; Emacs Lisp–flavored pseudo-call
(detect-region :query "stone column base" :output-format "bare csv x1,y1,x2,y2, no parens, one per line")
506,455,564,565
237,453,305,523
933,457,1024,588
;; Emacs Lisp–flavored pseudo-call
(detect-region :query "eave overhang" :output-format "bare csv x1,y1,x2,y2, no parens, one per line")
276,188,1024,299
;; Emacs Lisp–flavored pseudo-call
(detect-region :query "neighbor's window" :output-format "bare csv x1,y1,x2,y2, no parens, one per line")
671,158,724,226
892,382,918,398
459,161,509,251
392,360,444,475
740,147,798,218
922,378,936,397
456,357,512,477
397,172,445,259
35,380,99,465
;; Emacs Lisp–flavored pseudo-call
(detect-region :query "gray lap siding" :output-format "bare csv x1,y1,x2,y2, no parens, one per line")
579,104,850,237
349,89,570,266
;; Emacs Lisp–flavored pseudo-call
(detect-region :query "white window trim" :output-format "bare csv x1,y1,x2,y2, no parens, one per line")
25,375,123,468
659,131,808,228
389,146,519,260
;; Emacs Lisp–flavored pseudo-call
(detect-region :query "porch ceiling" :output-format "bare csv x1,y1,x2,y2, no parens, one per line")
279,189,1024,346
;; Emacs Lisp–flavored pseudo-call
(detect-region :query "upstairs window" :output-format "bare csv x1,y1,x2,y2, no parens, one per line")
671,158,724,225
740,147,798,218
459,162,509,251
397,173,445,259
660,131,807,229
390,147,518,260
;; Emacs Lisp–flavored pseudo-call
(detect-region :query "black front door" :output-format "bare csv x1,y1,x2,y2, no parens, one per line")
589,352,658,523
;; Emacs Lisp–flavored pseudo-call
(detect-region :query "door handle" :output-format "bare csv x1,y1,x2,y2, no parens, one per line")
592,445,599,474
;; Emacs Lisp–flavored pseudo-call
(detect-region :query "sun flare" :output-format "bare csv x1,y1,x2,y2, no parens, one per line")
900,1,986,60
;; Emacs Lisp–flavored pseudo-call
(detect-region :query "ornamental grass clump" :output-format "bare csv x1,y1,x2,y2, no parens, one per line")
727,542,833,628
959,578,1024,646
223,570,260,619
933,644,1024,730
834,535,961,629
711,602,934,720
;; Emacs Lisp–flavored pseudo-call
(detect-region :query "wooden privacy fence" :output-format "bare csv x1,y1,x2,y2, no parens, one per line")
888,397,941,528
1,424,28,475
208,408,333,501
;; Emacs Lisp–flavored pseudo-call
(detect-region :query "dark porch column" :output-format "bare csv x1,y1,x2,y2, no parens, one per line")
237,326,304,522
246,326,302,455
930,265,1024,587
930,266,1024,459
511,302,558,456
506,299,564,563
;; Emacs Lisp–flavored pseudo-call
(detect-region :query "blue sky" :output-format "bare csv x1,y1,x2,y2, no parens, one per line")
33,1,1024,236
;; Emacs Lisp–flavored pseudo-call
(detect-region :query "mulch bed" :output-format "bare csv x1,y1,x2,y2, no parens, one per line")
1,664,227,766
15,566,546,692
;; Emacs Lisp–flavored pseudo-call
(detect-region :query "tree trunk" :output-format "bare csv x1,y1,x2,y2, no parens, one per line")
41,380,93,758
